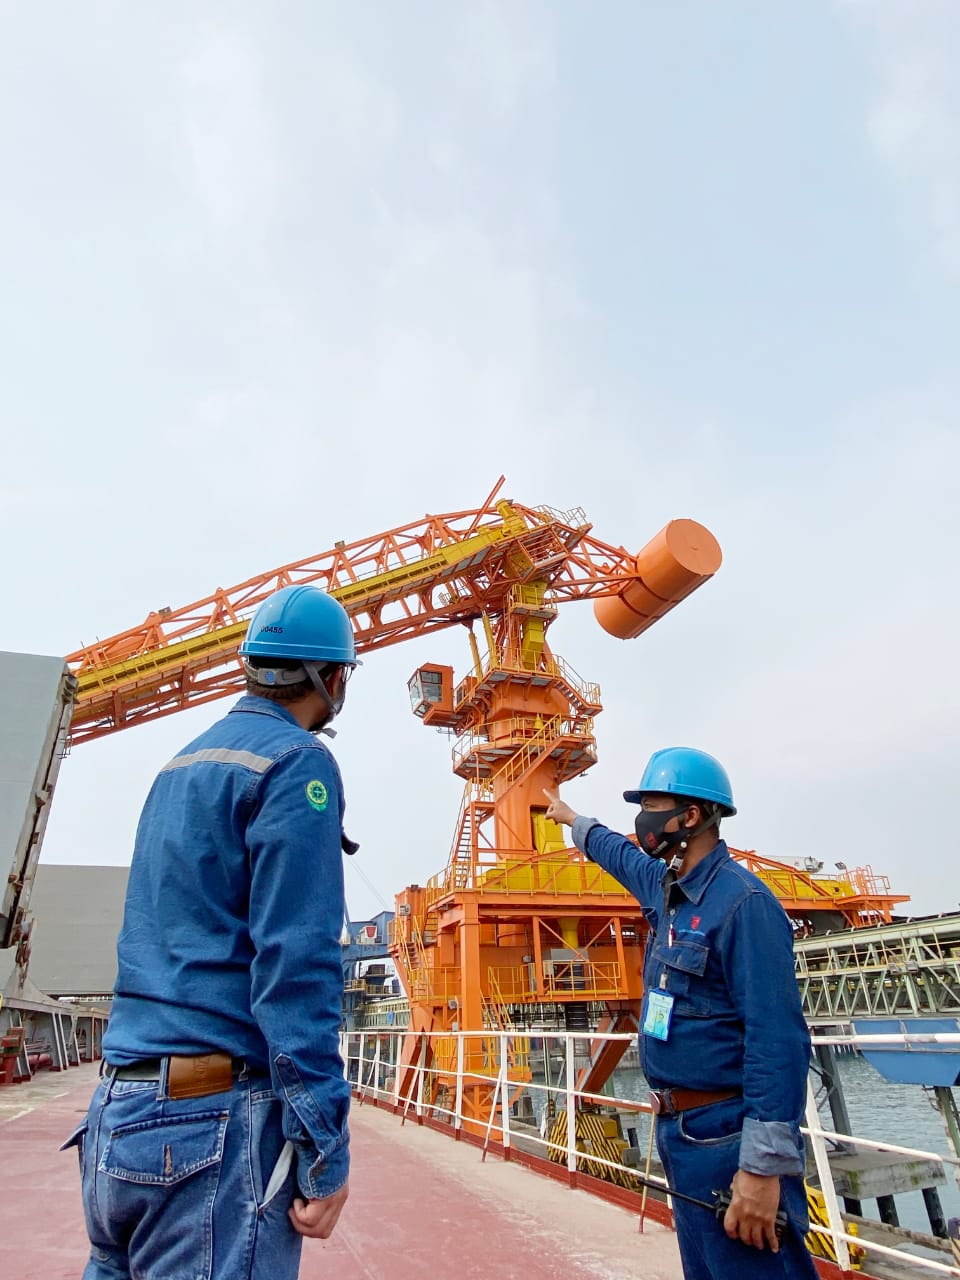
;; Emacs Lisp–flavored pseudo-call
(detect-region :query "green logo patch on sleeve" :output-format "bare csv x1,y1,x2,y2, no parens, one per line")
305,780,329,811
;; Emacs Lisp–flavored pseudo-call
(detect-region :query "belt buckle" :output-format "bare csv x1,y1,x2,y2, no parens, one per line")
648,1089,674,1116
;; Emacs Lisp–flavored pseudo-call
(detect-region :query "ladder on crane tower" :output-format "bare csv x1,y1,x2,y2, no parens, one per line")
486,714,571,793
447,788,474,891
444,712,592,892
483,973,530,1075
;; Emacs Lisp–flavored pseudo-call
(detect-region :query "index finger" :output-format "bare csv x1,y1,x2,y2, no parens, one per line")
543,787,558,803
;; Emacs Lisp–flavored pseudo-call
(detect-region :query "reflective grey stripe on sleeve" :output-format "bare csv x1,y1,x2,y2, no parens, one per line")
160,748,274,774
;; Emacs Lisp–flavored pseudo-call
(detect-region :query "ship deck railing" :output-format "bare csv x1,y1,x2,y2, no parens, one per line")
340,1026,960,1279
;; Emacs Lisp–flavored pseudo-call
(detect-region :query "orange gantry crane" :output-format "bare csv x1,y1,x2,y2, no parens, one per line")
65,478,907,1124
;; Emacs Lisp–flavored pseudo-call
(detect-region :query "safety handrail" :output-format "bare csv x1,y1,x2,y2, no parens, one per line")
340,1025,960,1279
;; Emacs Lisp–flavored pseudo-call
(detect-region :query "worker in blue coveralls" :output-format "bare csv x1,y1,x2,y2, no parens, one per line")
63,585,359,1279
545,747,817,1279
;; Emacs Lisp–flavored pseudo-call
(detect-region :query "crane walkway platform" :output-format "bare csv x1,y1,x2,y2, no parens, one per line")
0,1062,682,1279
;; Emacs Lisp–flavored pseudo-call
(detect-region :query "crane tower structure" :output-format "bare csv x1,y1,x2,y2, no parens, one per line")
63,478,907,1125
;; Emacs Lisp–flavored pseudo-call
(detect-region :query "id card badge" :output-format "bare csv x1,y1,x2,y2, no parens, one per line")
642,989,675,1042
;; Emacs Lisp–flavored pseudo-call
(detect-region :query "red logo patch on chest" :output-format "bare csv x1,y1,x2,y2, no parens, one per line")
691,916,701,930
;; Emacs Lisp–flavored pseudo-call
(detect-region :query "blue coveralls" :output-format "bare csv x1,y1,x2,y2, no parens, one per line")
571,818,818,1279
63,695,351,1280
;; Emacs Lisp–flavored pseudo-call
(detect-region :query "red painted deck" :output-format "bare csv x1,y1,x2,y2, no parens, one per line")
0,1063,683,1279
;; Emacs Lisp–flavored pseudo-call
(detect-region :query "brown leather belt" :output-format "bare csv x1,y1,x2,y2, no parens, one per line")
648,1087,741,1116
105,1053,247,1100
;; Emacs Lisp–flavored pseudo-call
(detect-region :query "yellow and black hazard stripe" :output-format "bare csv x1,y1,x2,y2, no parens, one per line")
547,1109,636,1189
804,1184,865,1269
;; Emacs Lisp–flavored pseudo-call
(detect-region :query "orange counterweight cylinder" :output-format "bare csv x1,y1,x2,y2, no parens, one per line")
593,519,721,640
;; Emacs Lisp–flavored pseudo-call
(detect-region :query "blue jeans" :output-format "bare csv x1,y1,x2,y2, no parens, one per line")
63,1066,302,1280
656,1096,818,1279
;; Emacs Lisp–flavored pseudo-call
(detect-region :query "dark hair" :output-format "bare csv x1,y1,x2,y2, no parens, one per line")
243,657,337,704
677,796,723,830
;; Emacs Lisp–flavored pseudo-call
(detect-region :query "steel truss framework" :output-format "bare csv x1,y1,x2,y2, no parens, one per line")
795,916,960,1024
66,478,642,743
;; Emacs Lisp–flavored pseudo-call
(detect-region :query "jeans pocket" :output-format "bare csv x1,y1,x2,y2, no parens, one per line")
99,1111,229,1280
677,1101,744,1148
101,1111,228,1185
249,1089,293,1213
261,1140,294,1211
60,1119,88,1172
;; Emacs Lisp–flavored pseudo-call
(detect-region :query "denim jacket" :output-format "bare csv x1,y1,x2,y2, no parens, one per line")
103,695,351,1199
572,819,809,1177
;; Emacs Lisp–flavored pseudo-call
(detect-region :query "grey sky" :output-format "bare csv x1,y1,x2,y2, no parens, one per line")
3,2,958,923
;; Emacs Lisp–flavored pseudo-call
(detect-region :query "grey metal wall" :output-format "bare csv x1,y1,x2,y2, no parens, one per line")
0,650,75,946
0,863,128,996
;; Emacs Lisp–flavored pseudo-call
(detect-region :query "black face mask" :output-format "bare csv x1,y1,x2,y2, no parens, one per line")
634,804,691,859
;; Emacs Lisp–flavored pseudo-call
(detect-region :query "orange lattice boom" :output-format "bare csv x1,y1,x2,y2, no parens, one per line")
67,477,718,743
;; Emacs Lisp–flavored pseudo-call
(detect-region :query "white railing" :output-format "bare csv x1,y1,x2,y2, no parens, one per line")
803,1029,960,1275
339,1026,960,1278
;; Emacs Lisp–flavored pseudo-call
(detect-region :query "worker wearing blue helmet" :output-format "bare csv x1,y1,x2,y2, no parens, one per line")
69,585,359,1279
546,748,816,1280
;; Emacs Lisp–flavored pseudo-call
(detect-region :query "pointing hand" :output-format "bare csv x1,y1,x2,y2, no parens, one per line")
543,788,577,828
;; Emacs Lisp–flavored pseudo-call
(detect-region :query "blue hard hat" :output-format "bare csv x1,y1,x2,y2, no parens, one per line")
239,585,358,666
623,747,736,815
